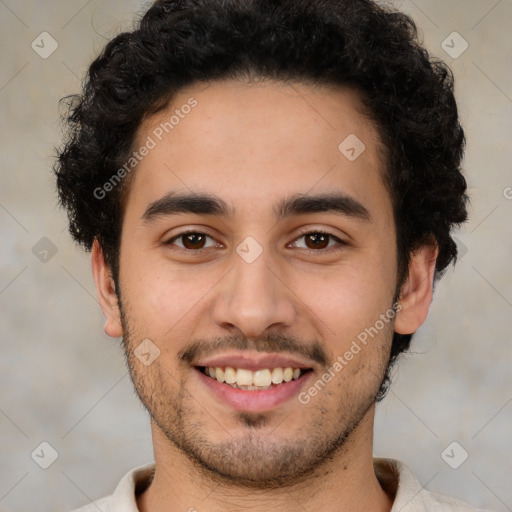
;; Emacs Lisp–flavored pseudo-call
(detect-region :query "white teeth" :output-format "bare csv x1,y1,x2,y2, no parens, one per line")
253,369,272,387
204,366,306,388
215,367,225,383
271,367,283,384
224,366,236,384
236,368,253,386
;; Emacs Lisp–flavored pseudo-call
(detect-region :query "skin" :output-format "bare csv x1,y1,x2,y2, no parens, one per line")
92,79,437,512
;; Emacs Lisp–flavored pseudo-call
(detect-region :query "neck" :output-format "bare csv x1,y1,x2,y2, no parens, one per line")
137,406,393,512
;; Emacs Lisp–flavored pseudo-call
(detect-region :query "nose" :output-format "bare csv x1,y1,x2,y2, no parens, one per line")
212,245,297,340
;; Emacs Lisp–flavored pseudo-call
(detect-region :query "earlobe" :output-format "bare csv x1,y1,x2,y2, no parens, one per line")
91,239,123,338
394,240,438,335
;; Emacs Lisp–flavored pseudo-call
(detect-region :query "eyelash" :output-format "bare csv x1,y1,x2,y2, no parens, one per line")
163,229,346,255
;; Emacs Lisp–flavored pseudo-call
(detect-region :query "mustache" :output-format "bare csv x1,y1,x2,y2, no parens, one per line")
178,332,329,367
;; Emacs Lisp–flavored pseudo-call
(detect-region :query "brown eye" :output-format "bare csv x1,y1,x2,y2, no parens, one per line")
165,231,216,251
304,233,330,250
181,233,206,249
290,230,345,253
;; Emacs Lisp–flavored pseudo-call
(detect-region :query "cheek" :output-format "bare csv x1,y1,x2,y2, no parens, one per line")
120,254,219,339
301,257,395,328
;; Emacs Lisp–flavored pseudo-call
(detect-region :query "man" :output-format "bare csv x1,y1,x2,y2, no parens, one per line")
55,0,489,510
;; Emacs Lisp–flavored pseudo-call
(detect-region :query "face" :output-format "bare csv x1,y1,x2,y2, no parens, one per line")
95,79,428,486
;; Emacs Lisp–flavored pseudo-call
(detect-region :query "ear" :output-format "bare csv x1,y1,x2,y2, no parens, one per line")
394,239,438,335
91,239,123,338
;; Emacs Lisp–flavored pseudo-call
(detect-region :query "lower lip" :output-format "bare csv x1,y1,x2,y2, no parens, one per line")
195,368,312,412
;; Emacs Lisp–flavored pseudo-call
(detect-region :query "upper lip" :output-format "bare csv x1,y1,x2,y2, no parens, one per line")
193,352,315,372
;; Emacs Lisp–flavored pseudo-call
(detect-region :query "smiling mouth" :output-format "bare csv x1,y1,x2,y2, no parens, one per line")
197,366,313,391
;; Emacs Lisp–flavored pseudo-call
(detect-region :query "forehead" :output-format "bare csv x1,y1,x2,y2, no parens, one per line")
127,79,390,222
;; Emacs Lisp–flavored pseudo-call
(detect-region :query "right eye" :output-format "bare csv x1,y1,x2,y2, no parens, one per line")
163,230,220,251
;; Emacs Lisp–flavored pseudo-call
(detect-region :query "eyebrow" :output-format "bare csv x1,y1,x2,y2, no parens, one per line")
142,191,371,223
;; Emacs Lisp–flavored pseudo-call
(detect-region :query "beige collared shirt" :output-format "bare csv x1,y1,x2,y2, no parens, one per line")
69,458,494,511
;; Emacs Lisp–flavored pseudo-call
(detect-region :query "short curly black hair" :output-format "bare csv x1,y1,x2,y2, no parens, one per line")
54,0,468,399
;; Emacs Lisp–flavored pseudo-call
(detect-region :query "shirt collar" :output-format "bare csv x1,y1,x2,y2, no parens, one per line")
107,458,427,511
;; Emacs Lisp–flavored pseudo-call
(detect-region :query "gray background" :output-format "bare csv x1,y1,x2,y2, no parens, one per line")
1,0,511,510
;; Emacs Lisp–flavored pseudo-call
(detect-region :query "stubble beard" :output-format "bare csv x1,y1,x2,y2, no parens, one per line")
119,303,393,489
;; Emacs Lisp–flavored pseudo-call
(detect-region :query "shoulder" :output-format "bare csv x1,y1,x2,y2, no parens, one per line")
67,495,111,512
421,488,494,511
374,457,495,512
65,462,155,512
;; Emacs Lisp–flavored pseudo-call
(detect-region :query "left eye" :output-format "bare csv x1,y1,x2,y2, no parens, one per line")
164,230,344,252
289,231,344,252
